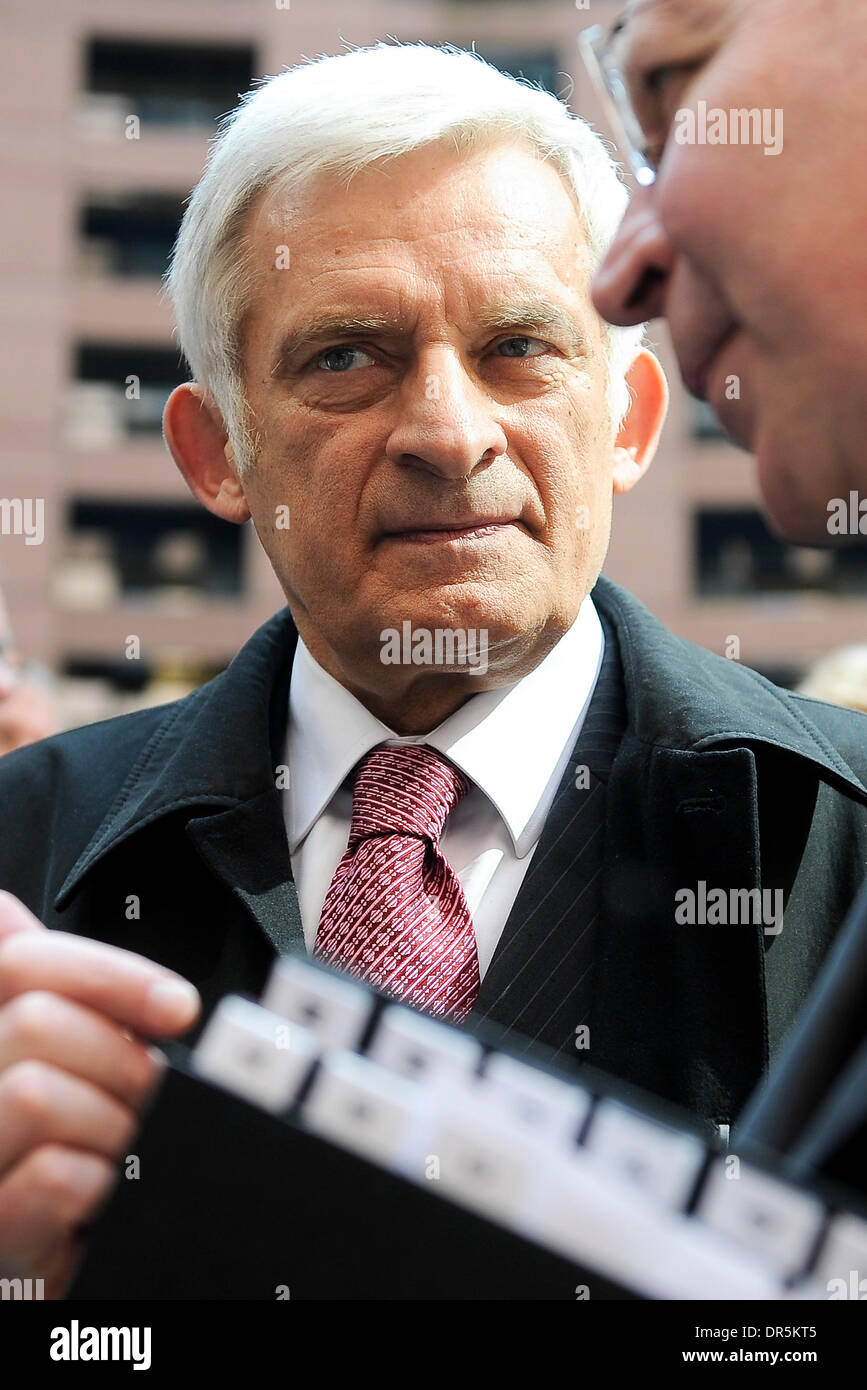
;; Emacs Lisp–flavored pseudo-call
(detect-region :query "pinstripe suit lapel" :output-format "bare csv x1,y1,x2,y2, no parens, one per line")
467,617,626,1058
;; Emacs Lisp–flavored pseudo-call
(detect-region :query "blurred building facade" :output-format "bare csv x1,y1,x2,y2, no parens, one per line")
2,0,865,727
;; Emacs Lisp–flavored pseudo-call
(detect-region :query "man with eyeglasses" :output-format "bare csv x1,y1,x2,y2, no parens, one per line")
582,0,867,1193
583,0,866,549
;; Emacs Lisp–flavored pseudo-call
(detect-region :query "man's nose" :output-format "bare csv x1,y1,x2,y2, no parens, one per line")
385,352,508,480
592,189,676,327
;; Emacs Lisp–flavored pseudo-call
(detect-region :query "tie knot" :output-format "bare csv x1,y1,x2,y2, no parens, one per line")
348,744,470,847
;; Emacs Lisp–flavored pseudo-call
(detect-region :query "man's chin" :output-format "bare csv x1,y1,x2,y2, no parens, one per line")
372,596,555,680
704,372,757,456
754,435,843,548
701,391,839,545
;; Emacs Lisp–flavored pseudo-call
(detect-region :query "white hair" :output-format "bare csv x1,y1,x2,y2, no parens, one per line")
165,40,646,474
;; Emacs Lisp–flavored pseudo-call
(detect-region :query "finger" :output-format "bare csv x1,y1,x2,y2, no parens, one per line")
0,1060,139,1177
24,1234,83,1301
0,1144,117,1282
0,991,165,1108
0,891,47,947
0,931,200,1037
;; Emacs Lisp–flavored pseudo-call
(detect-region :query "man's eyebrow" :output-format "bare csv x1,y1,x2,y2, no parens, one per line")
271,299,591,373
613,0,672,38
271,313,397,374
476,299,591,351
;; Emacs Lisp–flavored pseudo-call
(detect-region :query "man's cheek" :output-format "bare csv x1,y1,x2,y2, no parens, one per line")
285,516,355,592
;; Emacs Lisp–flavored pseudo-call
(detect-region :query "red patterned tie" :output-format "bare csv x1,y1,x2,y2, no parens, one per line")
314,744,480,1022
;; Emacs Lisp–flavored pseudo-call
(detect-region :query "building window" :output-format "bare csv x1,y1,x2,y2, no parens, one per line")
472,47,560,96
692,399,732,441
58,652,226,727
66,343,189,447
82,37,255,129
78,194,184,278
696,509,867,597
55,501,244,606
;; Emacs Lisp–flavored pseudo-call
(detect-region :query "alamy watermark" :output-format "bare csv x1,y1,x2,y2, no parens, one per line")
827,491,867,536
0,497,44,545
380,623,489,675
674,102,783,157
675,881,783,936
49,1321,151,1370
1,1277,44,1299
827,1270,867,1300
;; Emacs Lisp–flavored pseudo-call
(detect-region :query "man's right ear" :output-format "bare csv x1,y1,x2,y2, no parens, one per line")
163,383,252,525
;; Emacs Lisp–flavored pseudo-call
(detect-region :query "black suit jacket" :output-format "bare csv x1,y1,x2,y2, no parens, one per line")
1,576,866,1127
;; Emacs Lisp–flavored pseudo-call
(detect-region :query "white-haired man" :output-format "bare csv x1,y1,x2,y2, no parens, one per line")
0,42,866,1298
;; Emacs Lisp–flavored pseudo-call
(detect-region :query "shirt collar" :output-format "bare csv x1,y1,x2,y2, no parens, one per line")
285,596,604,858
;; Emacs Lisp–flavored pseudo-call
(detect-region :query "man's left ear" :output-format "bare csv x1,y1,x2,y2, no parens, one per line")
612,348,669,496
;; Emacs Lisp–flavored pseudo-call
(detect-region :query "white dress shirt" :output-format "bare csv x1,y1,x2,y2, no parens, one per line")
281,596,604,980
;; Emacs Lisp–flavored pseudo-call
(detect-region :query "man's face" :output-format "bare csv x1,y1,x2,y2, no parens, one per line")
235,141,627,711
592,0,867,544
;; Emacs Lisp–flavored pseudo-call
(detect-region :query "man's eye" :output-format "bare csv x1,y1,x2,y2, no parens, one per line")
312,345,375,373
494,336,549,359
644,64,679,95
307,336,550,372
635,61,703,166
643,59,703,112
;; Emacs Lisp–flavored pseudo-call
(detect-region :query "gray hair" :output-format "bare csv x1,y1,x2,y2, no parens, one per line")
165,40,646,474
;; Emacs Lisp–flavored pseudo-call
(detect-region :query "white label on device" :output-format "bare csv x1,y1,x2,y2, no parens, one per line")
193,994,317,1113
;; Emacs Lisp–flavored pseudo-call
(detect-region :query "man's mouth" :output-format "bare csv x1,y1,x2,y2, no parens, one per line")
381,516,521,544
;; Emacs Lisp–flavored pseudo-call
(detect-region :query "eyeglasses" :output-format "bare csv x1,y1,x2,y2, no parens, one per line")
578,24,658,188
